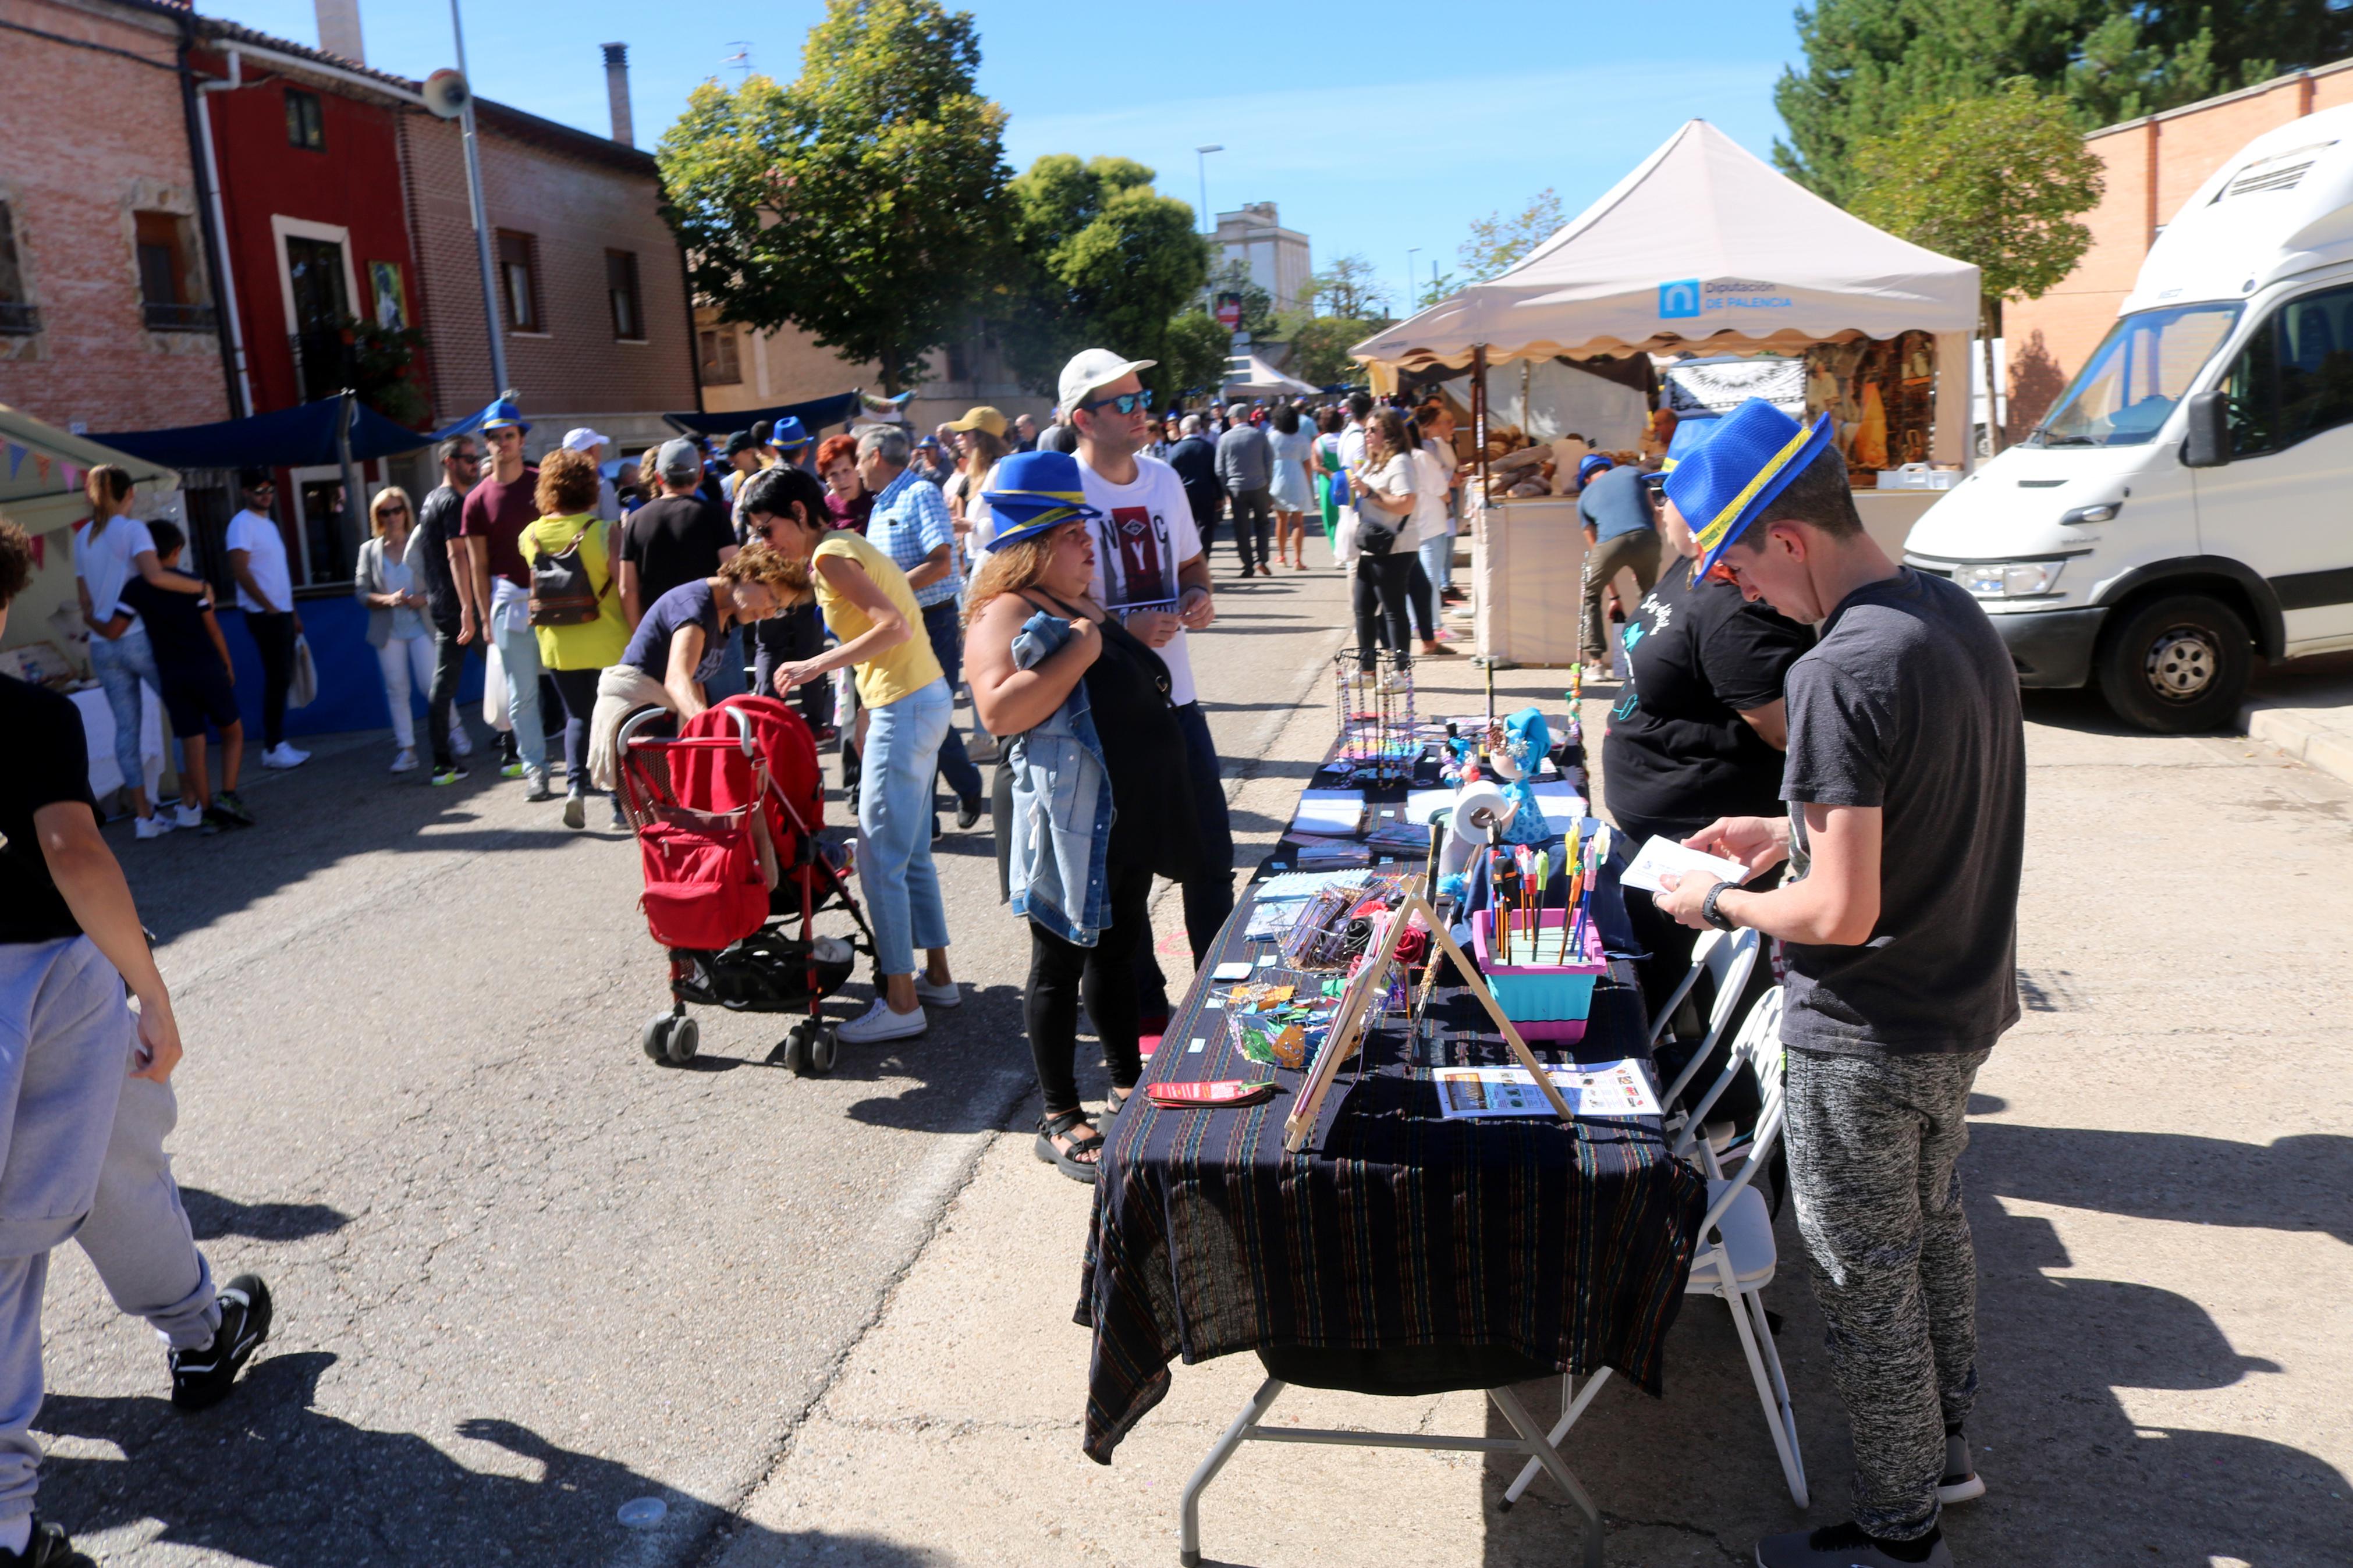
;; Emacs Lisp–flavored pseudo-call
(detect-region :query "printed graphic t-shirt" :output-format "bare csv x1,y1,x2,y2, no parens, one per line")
1069,453,1205,707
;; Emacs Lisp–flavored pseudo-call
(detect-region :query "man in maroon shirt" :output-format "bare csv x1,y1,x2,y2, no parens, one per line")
457,401,550,797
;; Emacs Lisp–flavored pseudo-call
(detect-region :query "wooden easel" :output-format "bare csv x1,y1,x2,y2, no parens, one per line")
1282,875,1575,1153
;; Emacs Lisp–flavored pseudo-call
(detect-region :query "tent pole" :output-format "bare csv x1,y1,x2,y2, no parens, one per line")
1471,343,1490,667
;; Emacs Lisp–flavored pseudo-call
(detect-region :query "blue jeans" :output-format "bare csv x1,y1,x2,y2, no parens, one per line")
492,616,546,775
858,678,952,976
1419,526,1452,595
88,625,162,802
921,600,983,805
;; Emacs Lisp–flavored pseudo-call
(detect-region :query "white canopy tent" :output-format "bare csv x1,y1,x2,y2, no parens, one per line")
1222,354,1318,399
1351,119,1981,382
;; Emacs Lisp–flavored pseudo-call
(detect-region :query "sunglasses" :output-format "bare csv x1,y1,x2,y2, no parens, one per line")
380,504,409,515
1078,388,1154,416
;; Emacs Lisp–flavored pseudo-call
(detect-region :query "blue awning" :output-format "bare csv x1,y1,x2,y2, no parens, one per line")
662,391,861,439
91,396,434,471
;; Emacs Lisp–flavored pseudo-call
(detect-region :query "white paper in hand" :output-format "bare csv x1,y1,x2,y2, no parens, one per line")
1620,835,1750,895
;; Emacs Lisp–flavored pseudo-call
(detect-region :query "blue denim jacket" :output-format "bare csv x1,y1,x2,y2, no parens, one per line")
1006,611,1114,946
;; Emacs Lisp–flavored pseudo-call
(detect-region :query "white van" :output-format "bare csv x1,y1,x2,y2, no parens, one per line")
1904,105,2353,732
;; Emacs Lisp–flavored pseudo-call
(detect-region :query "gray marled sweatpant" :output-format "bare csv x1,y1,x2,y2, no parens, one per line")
1784,1046,1991,1540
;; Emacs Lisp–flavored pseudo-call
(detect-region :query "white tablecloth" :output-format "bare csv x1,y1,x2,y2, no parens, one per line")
70,682,166,803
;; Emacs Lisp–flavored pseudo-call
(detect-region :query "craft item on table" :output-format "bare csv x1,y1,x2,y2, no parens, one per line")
1209,961,1254,982
1228,989,1340,1070
1290,789,1369,840
1484,707,1555,847
1293,840,1372,869
1568,826,1612,958
1145,1079,1278,1110
1434,780,1513,898
1431,1060,1662,1121
1470,896,1609,1043
1403,788,1458,826
1280,883,1369,970
1242,898,1307,938
1619,835,1749,896
1332,649,1417,785
1365,817,1435,855
1531,779,1588,833
1258,870,1371,900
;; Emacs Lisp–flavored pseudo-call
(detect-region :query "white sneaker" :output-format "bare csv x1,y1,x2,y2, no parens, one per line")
389,748,418,774
171,802,206,829
836,998,928,1044
449,728,473,758
261,742,310,769
914,978,962,1008
134,813,174,840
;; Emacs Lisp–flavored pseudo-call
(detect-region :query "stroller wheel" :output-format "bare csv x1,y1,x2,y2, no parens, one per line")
806,1023,839,1075
642,1014,675,1062
664,1015,700,1065
781,1018,828,1078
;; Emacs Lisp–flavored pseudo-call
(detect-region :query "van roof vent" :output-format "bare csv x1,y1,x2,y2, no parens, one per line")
2219,141,2337,200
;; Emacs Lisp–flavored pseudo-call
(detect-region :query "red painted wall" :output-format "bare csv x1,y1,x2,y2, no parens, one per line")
199,54,424,417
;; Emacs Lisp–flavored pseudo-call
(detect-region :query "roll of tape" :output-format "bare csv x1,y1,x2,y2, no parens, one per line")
1449,783,1513,842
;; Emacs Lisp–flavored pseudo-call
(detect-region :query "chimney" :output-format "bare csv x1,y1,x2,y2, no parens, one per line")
602,43,634,146
314,0,364,64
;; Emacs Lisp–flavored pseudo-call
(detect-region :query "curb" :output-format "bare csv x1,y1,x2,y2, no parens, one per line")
2240,701,2353,786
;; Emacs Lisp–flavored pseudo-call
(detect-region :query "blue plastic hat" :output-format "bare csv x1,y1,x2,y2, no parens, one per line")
1577,453,1614,484
1661,398,1834,578
770,415,811,450
981,450,1102,551
478,397,529,434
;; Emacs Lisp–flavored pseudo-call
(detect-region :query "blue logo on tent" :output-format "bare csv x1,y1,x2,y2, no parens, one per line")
1659,279,1701,319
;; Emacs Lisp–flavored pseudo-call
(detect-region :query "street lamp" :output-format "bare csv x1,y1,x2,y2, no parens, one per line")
1195,144,1223,237
1407,247,1422,310
449,0,507,399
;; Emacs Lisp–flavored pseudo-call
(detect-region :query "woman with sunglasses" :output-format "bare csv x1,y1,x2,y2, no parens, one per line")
739,465,961,1047
354,486,437,774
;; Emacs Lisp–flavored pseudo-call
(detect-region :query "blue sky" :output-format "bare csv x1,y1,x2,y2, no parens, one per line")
205,2,1804,311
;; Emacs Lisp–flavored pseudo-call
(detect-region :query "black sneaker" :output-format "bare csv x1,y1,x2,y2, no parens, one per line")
1755,1521,1949,1568
2,1519,94,1567
170,1273,272,1411
1938,1427,1985,1504
211,791,255,827
956,795,984,830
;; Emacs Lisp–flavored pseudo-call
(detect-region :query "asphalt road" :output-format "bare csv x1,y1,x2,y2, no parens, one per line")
37,553,1357,1568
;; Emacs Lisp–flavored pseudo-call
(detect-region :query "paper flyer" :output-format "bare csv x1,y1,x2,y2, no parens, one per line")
1431,1060,1663,1121
1619,836,1749,895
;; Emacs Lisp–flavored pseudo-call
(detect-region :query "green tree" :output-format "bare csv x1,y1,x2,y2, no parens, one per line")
1774,1,2353,205
656,0,1010,393
1416,269,1458,309
1000,154,1208,402
1160,310,1233,402
1458,189,1564,282
1206,258,1277,342
1850,79,2104,453
1282,315,1379,389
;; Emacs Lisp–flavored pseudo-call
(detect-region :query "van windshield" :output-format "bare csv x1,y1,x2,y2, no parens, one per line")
2029,304,2241,446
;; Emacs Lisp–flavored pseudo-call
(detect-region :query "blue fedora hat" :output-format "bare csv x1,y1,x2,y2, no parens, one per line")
770,415,811,450
1661,398,1834,577
981,450,1102,551
478,397,529,433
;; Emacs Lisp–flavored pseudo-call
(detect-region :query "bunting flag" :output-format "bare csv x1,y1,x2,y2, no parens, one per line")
33,453,49,484
26,535,41,570
5,442,22,480
60,462,80,491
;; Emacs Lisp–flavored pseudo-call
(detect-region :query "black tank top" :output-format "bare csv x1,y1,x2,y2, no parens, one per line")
1024,591,1197,883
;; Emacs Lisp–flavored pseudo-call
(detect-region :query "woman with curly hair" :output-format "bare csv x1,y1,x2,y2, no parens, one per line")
517,449,628,827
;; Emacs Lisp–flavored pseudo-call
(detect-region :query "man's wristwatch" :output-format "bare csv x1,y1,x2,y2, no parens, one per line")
1699,881,1737,932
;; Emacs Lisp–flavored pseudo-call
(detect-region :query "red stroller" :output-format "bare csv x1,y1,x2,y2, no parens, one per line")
616,694,876,1073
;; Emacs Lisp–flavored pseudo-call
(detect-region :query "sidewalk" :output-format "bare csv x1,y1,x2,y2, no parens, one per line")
2241,649,2353,784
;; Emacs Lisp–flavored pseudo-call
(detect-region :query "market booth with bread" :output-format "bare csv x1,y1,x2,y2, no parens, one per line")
1351,119,1982,666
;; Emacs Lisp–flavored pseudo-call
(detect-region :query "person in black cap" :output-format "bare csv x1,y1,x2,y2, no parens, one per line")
1653,398,2022,1568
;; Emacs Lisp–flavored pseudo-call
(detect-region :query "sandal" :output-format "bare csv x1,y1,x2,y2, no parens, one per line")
1034,1109,1104,1184
1102,1086,1133,1118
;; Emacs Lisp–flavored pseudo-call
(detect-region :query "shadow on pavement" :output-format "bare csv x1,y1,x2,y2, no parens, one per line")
179,1188,351,1244
1468,1119,2351,1567
37,1353,946,1568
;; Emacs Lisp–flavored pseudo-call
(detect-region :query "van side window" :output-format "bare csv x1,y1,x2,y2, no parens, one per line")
2224,283,2353,456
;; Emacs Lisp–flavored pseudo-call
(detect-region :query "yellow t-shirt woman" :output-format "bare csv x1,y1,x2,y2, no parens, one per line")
813,531,942,707
519,513,629,671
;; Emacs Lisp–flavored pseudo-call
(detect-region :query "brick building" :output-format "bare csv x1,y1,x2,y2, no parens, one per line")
0,0,233,434
695,312,1049,439
2004,59,2353,435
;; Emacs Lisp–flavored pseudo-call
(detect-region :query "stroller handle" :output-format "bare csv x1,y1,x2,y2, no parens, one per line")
619,701,760,757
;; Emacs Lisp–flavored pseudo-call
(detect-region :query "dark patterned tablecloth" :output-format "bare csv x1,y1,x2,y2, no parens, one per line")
1075,866,1707,1463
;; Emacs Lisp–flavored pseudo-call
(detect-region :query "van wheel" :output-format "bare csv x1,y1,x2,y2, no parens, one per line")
2095,594,2250,733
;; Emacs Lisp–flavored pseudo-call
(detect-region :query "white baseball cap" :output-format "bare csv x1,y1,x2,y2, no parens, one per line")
1057,349,1157,414
561,427,611,452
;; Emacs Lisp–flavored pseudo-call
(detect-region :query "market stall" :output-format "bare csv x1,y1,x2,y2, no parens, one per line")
1351,119,1981,664
1081,666,1709,1567
0,403,182,671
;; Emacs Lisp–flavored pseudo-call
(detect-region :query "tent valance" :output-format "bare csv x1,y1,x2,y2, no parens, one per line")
663,392,862,439
1351,120,1980,372
91,396,434,472
1223,354,1318,398
1,403,180,538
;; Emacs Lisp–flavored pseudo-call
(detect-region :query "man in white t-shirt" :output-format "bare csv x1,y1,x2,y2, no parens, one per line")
1060,347,1231,1019
222,469,308,769
1332,391,1373,569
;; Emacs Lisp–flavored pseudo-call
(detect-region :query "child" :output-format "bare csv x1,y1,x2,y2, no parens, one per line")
113,522,253,831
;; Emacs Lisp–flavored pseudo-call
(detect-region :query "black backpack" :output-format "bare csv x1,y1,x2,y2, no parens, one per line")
528,521,606,626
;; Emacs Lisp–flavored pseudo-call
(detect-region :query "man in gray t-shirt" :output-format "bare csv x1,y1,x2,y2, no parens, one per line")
1652,399,2022,1568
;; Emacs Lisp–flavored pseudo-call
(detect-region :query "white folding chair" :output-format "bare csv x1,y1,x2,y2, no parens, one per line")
1502,986,1808,1509
1653,927,1760,1143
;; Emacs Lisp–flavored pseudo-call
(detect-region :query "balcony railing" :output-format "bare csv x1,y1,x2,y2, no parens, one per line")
0,301,40,335
143,301,219,333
